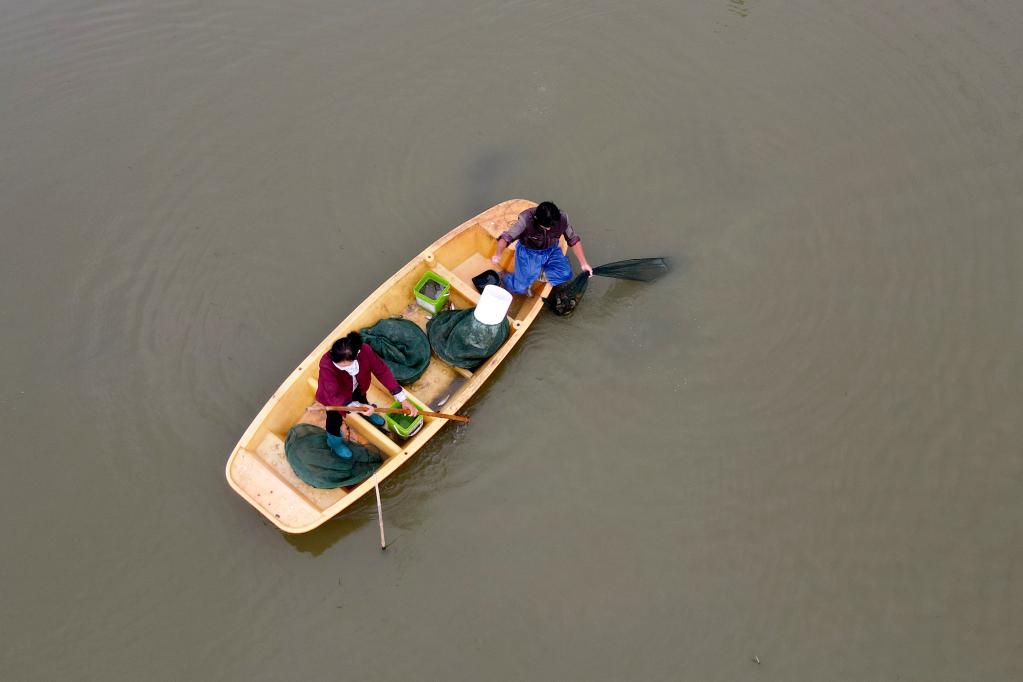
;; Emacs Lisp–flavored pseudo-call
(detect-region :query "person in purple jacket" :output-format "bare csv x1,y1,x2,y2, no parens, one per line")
492,201,593,295
315,331,418,457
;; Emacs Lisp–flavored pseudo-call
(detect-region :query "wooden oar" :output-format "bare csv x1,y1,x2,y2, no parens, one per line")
374,480,387,551
306,404,470,423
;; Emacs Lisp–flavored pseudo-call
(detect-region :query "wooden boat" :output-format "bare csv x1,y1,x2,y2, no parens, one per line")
225,199,559,533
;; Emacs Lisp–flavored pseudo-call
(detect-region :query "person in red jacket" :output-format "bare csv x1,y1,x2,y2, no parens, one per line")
316,332,419,456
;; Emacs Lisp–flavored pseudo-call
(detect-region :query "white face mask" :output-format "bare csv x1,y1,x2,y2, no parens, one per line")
333,359,360,388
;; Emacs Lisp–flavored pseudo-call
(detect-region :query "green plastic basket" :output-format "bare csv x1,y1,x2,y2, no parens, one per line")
414,271,451,314
382,396,427,439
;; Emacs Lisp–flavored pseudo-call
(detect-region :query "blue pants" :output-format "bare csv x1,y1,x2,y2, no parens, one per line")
503,245,574,295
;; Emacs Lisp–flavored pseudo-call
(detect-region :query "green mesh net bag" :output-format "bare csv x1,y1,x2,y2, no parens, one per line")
360,317,431,384
284,424,383,489
544,272,590,317
426,308,509,369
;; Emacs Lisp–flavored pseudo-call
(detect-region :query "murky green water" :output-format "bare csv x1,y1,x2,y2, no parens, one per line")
2,1,1021,679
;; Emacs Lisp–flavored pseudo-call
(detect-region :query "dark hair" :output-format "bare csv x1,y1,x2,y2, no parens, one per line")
329,331,363,363
534,201,561,228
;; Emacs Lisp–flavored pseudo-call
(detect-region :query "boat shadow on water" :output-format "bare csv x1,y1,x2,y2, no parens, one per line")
464,147,517,216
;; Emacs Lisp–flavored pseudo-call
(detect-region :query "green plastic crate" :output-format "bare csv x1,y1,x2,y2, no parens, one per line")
414,271,450,314
383,396,427,439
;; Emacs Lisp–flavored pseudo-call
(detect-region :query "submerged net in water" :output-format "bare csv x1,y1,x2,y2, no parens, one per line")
284,423,383,489
427,308,509,369
360,317,431,384
544,271,590,317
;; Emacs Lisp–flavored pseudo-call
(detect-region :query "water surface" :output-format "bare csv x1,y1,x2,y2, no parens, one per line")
2,1,1021,679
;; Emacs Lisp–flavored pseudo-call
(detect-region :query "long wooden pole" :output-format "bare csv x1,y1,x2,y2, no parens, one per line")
306,404,469,423
374,481,386,550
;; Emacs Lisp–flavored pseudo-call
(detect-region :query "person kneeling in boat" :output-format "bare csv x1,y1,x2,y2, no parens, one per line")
316,331,418,456
492,201,593,295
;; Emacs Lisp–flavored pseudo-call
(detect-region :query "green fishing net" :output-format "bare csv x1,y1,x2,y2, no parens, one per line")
545,272,590,317
427,308,509,369
545,258,671,316
284,424,383,489
360,317,431,384
592,257,670,282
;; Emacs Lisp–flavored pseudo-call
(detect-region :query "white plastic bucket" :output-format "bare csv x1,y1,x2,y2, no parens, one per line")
473,284,512,325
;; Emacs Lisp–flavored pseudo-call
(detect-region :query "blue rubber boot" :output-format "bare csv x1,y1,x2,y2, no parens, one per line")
326,433,352,459
366,412,386,428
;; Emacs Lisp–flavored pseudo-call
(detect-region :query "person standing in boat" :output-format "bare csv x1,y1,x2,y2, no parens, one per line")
492,201,593,295
316,332,418,454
